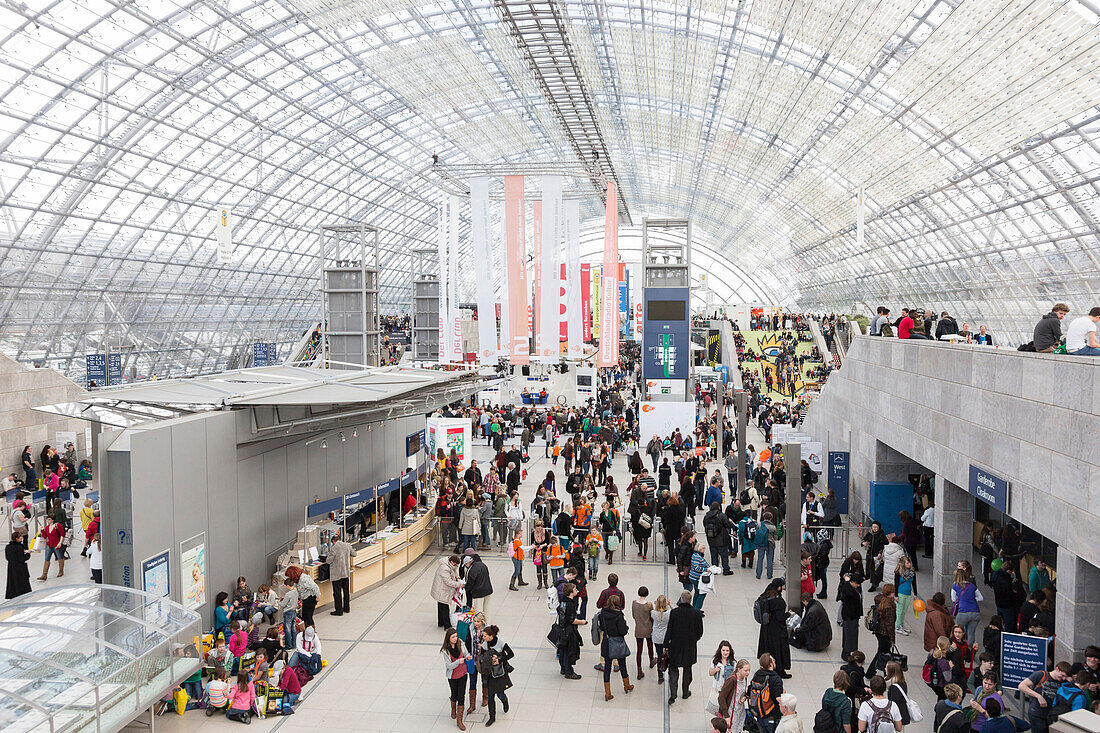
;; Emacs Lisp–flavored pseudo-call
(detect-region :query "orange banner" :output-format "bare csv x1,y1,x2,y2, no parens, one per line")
504,176,529,364
599,182,619,367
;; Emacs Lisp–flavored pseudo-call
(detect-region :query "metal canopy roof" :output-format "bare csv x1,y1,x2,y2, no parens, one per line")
0,0,1098,369
33,364,491,429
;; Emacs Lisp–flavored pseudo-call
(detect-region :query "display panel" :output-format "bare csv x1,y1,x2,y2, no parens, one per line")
647,299,686,321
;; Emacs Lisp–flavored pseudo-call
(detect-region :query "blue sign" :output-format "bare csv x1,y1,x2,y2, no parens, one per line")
642,287,690,380
344,488,374,506
377,478,399,497
828,451,851,514
141,550,171,598
618,271,629,338
968,464,1009,513
86,354,106,387
306,496,343,518
253,342,278,367
1001,632,1049,689
401,471,417,487
107,353,122,385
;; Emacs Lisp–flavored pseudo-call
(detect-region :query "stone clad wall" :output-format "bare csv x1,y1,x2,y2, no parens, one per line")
0,353,89,480
802,336,1100,567
801,336,1100,661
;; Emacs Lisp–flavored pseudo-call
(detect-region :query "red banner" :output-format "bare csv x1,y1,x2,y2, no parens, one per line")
504,176,529,364
581,263,591,342
532,200,542,358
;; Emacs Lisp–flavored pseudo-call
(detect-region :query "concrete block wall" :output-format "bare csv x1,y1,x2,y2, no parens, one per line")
802,337,1100,568
0,352,90,479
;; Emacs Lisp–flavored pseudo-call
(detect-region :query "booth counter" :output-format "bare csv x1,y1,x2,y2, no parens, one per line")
298,508,437,606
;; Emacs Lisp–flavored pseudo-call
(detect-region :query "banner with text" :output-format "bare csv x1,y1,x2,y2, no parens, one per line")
564,199,581,357
504,176,529,364
447,194,462,362
581,263,592,342
532,200,543,362
437,197,449,362
471,178,496,362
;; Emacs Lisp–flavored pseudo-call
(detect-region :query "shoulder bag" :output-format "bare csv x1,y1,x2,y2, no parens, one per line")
893,683,923,722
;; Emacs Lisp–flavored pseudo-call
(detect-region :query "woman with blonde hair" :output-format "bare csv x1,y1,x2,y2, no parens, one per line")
717,659,752,730
884,660,914,726
650,594,671,685
924,636,953,700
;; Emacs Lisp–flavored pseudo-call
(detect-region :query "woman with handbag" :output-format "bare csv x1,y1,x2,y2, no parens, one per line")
869,584,897,676
706,641,736,714
629,490,653,560
885,661,919,726
442,627,472,730
717,659,752,730
651,594,671,684
596,595,634,700
599,501,621,565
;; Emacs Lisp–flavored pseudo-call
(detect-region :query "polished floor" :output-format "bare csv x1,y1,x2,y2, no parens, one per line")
4,415,963,732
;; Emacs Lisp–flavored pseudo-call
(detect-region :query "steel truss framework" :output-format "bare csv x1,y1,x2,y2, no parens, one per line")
0,0,1097,384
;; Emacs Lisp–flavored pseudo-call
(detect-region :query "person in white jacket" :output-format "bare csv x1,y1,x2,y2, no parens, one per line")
880,537,908,587
290,625,323,674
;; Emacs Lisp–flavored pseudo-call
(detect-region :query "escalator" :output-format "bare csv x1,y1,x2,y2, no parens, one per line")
286,321,324,367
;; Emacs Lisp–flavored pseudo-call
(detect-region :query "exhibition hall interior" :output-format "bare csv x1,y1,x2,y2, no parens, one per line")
0,0,1099,732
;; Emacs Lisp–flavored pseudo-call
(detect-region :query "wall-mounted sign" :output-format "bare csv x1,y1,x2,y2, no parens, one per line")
142,550,171,599
968,464,1009,514
828,451,850,514
179,533,207,611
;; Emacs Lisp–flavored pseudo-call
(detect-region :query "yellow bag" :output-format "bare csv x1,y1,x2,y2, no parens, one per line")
173,687,188,715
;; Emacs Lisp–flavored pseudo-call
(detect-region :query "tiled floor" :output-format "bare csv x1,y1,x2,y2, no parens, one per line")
4,419,961,732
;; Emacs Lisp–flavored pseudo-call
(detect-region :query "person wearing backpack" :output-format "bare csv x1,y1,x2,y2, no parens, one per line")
756,578,793,678
1049,671,1091,722
738,514,758,569
748,653,785,733
818,670,853,733
1019,661,1073,733
703,502,733,574
932,684,971,733
856,675,902,732
867,585,897,676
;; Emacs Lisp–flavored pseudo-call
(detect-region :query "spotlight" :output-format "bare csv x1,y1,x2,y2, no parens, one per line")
352,427,359,438
321,438,328,449
340,432,346,442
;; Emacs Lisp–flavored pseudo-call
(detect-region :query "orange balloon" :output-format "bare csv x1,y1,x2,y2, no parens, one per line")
913,599,926,615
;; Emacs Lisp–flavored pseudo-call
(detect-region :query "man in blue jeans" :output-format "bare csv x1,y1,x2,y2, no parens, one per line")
1065,307,1100,356
755,514,775,580
279,578,299,650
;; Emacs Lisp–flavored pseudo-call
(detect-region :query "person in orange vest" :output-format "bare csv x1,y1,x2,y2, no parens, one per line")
585,527,603,580
547,535,568,584
572,498,593,546
508,530,532,592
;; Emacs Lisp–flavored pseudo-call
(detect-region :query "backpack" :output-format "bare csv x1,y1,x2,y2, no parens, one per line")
748,677,776,719
813,706,840,733
752,596,770,625
1017,341,1037,352
587,539,601,558
739,489,751,505
864,698,894,732
704,514,719,539
745,520,758,541
864,604,880,632
921,655,946,686
1050,686,1087,721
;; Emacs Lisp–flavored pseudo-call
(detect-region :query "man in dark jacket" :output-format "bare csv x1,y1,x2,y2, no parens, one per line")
863,521,888,590
838,571,863,662
990,566,1024,633
464,553,493,616
792,592,831,652
702,503,733,574
1033,303,1069,352
935,312,959,340
665,590,704,705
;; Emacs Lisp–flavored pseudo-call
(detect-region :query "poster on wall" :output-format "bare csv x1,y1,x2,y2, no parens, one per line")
639,401,697,444
84,427,93,458
55,431,78,454
426,418,471,465
179,533,207,611
142,550,171,598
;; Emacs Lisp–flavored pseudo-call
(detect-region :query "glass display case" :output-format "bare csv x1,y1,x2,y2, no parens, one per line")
0,585,202,733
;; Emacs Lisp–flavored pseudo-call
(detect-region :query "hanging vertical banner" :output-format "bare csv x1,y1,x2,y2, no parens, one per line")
504,176,529,364
618,265,629,338
563,199,582,357
591,264,602,341
531,200,543,362
498,198,510,362
437,198,449,362
559,263,568,342
539,176,562,362
581,262,592,342
470,178,497,362
856,186,865,251
447,194,462,362
216,207,233,264
599,182,620,366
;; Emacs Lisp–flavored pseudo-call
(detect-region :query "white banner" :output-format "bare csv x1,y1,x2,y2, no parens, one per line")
470,178,496,362
599,182,619,367
216,207,233,264
538,176,562,362
447,194,462,362
856,186,865,251
499,197,510,365
437,197,448,362
639,401,697,444
563,198,582,358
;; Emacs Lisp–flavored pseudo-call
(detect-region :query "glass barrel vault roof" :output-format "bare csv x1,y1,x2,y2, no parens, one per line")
0,0,1098,374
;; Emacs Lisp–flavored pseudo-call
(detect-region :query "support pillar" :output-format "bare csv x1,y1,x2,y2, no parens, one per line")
735,390,747,507
785,442,802,611
1054,548,1100,664
932,479,972,595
